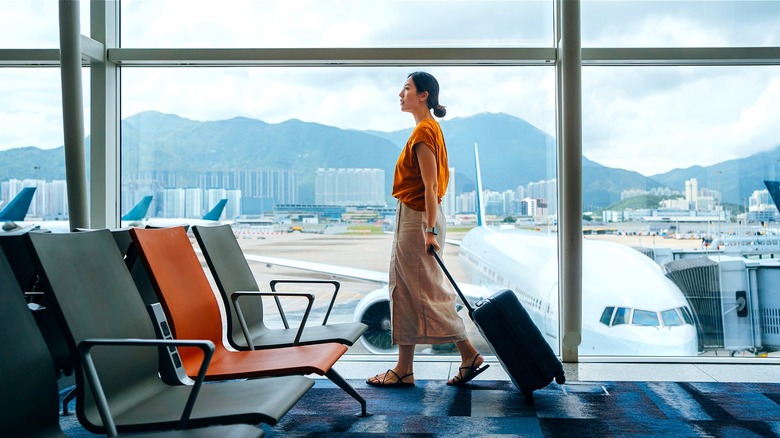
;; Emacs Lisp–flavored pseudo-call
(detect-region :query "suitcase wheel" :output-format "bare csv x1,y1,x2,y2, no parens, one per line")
555,374,566,385
523,391,535,406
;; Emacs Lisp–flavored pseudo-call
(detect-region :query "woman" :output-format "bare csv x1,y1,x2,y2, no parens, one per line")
367,72,489,388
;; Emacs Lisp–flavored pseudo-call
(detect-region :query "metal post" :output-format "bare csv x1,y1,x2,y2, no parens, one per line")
716,170,722,237
558,0,583,363
59,0,89,229
90,0,121,228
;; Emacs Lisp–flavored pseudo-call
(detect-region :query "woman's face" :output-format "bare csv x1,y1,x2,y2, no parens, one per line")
399,77,426,114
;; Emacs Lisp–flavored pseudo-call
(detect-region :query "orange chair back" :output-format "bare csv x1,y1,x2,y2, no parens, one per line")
130,227,226,365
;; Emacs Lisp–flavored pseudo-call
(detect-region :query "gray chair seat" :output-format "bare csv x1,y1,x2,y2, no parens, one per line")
192,224,368,350
24,230,311,435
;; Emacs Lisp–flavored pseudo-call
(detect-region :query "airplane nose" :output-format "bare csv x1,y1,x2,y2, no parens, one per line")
637,332,698,356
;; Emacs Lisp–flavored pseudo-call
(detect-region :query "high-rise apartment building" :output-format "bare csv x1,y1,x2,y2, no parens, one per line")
315,168,385,206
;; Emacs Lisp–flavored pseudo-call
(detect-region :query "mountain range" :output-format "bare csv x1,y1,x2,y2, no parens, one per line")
1,111,776,208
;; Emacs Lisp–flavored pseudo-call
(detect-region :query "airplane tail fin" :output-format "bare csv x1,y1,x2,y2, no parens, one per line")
0,187,36,222
474,143,486,227
202,199,227,221
121,195,153,221
764,180,780,214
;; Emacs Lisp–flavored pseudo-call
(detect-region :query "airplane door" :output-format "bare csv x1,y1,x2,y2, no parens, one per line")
544,283,559,339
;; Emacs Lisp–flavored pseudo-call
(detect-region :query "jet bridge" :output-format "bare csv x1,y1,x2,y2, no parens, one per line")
662,256,780,354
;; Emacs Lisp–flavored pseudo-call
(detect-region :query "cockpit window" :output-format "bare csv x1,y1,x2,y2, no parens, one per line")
632,309,660,327
602,306,694,327
680,306,694,325
600,306,615,325
613,307,630,325
661,309,684,327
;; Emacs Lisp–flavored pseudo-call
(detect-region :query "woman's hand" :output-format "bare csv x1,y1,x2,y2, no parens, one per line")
425,233,439,255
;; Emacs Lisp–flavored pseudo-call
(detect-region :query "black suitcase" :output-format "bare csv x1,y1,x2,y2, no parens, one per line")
431,248,565,405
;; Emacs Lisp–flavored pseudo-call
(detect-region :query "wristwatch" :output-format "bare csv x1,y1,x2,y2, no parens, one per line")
425,227,438,236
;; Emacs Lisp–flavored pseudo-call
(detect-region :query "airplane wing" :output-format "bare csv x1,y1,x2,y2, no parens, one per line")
241,253,389,284
227,252,491,302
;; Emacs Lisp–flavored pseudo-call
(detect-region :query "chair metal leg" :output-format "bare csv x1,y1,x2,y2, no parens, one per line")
61,386,76,416
325,368,371,417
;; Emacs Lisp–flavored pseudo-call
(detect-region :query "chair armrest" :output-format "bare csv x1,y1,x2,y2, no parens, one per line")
231,291,315,348
270,280,341,325
77,338,215,436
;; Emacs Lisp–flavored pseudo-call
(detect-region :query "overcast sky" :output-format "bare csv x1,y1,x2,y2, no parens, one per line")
1,0,780,177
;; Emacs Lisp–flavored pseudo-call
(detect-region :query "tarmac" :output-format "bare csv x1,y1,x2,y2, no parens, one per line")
212,227,780,383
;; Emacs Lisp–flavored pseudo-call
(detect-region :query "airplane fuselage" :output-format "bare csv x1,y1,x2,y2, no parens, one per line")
459,226,699,357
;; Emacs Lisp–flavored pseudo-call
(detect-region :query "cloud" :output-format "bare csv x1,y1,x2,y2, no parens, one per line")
581,65,780,175
2,0,780,179
120,0,552,48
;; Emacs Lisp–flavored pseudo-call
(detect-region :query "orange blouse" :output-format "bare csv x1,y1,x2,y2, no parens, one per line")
392,119,449,212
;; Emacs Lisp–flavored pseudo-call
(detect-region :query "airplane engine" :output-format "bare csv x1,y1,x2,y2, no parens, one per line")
353,287,398,354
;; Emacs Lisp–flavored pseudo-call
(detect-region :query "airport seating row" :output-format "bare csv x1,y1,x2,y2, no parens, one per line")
0,224,369,435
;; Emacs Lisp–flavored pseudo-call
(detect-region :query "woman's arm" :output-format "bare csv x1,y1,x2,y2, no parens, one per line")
414,142,440,255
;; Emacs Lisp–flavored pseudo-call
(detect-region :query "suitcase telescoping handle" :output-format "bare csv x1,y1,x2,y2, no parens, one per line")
429,245,475,318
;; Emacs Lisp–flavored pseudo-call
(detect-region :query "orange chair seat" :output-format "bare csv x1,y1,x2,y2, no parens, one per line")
183,343,348,380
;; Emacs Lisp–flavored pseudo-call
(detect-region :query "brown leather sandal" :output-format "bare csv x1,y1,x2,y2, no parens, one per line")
447,354,490,386
366,369,415,387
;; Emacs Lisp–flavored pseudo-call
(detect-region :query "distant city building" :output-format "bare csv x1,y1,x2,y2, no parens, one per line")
199,169,297,204
748,188,779,222
515,185,526,201
621,188,647,200
1,178,67,219
184,188,203,218
456,191,476,214
160,188,186,218
685,178,699,209
123,168,297,217
602,210,624,223
522,197,547,219
695,195,717,212
315,168,385,206
45,180,68,219
650,186,676,197
661,198,689,210
206,188,241,220
483,190,504,216
527,178,557,216
442,166,456,217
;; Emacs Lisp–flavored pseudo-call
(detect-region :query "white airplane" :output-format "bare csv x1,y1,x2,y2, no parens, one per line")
143,199,230,229
241,145,699,357
1,187,37,232
120,195,154,228
19,195,154,233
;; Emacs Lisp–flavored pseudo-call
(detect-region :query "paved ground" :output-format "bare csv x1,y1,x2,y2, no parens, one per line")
225,229,480,355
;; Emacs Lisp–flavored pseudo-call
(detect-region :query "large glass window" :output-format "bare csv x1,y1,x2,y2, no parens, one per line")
582,65,780,357
7,0,778,363
582,0,780,48
120,65,556,355
0,0,90,48
121,0,554,48
0,69,76,230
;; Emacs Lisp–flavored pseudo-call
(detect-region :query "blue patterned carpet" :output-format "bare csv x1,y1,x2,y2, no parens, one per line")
61,379,780,437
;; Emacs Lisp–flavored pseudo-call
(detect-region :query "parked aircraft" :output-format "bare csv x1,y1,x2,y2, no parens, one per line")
144,199,229,228
240,145,699,356
120,195,154,227
765,180,780,212
0,187,37,232
2,192,153,233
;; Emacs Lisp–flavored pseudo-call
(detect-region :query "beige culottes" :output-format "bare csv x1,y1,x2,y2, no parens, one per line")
389,201,467,345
